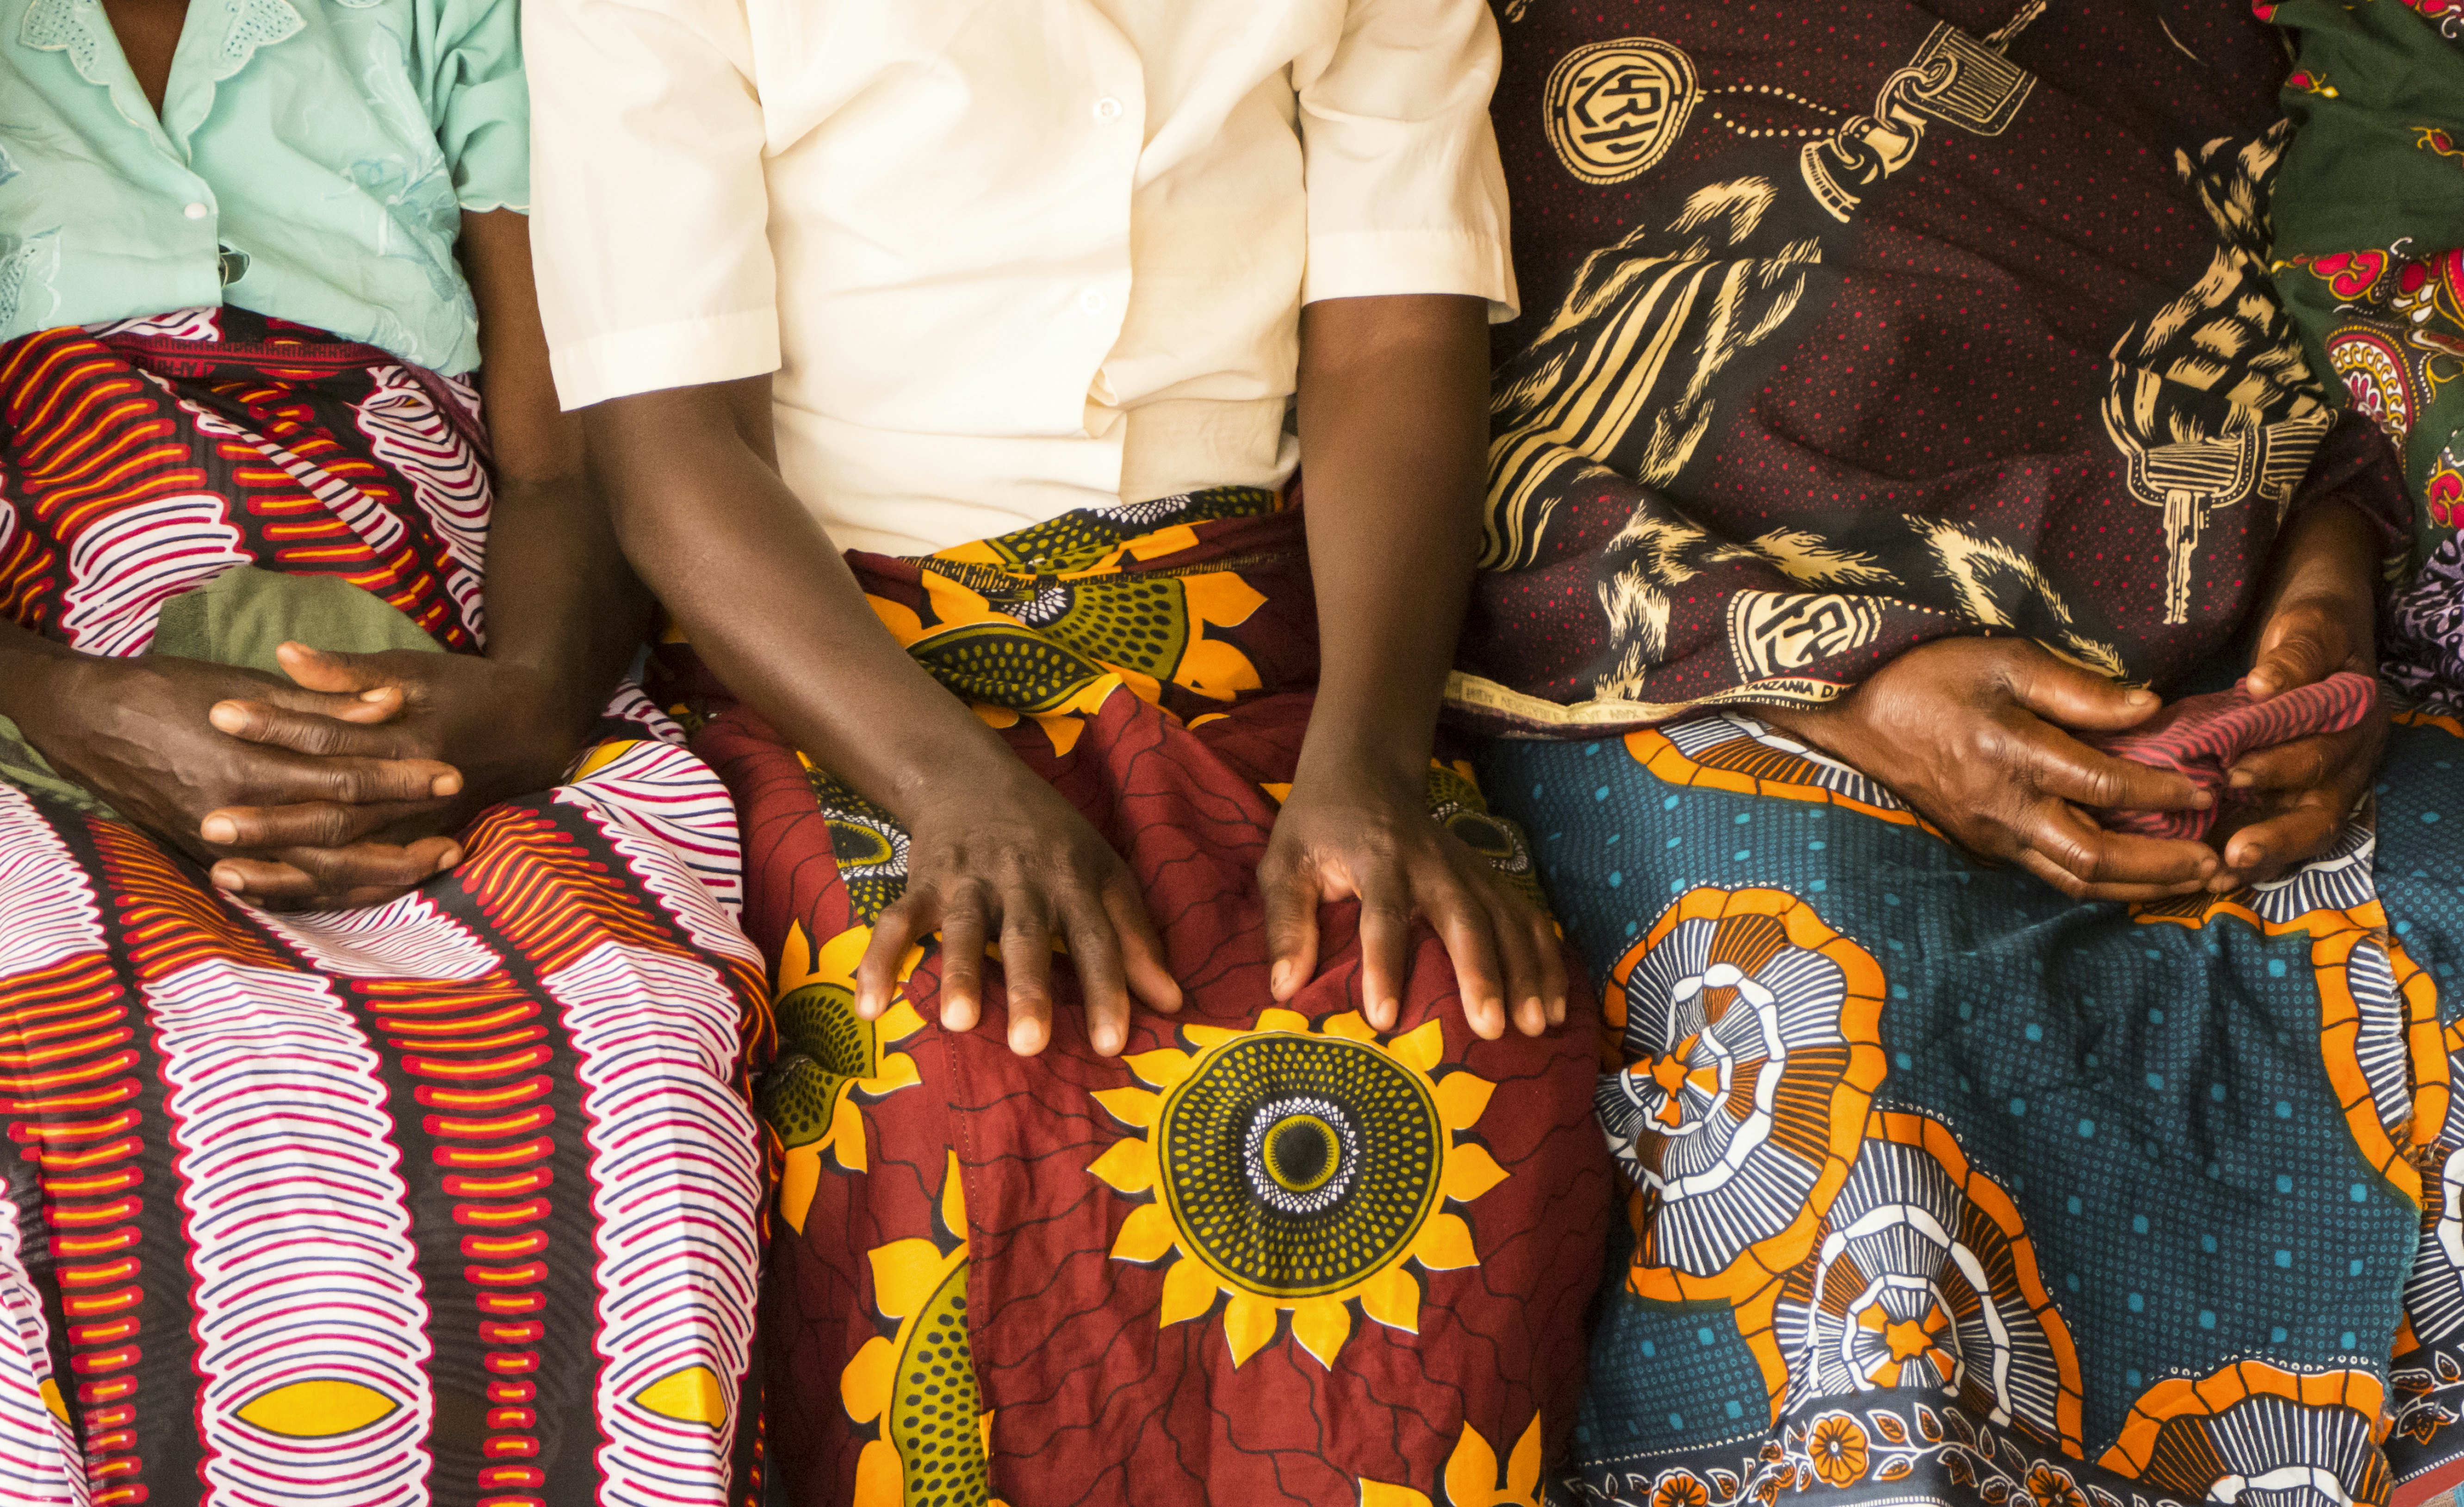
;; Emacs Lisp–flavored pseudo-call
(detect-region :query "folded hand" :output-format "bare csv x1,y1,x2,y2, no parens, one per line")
1763,638,2220,900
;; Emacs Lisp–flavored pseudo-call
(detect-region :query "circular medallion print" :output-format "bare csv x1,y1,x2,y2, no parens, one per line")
1600,887,1888,1304
1544,38,1699,186
1763,1112,2082,1449
2103,1363,2390,1507
1157,1032,1442,1298
1626,714,1918,827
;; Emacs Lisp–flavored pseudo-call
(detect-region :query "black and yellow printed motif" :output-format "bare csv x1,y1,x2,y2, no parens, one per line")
841,1152,1005,1507
1090,1010,1509,1369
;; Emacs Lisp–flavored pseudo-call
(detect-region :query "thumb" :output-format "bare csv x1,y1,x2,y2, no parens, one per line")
2005,652,2160,733
276,642,406,722
2243,603,2339,701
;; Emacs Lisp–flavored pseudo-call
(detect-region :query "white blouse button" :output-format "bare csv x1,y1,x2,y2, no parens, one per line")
1078,288,1106,315
183,202,210,220
1092,96,1124,125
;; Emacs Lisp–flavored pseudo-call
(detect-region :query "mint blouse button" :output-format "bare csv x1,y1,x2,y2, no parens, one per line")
183,202,210,220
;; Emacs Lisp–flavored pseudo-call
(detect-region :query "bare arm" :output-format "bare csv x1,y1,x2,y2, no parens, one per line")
202,209,654,903
1260,293,1565,1040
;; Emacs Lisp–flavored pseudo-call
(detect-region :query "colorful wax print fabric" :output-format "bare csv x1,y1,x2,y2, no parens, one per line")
0,310,772,1505
1478,700,2464,1507
2263,0,2464,712
652,490,1613,1507
1452,0,2408,737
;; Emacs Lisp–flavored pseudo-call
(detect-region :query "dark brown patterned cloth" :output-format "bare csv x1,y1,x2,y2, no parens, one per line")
1451,0,2408,737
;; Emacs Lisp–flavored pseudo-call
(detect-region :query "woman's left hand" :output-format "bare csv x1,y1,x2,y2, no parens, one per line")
2212,499,2389,888
196,642,596,901
1259,762,1566,1042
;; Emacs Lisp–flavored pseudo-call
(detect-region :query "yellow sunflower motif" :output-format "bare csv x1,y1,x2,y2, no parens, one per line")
759,923,926,1232
1359,1413,1544,1507
840,1152,1007,1507
1088,1008,1507,1368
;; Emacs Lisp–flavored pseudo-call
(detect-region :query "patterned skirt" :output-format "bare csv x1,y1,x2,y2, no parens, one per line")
654,489,1614,1507
1476,697,2464,1507
0,311,771,1506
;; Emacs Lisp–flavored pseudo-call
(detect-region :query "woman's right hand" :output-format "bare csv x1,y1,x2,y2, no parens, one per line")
852,756,1182,1059
1760,637,2220,900
11,645,465,905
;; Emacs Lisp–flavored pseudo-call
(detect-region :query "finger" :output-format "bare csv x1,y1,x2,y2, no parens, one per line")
1060,898,1131,1057
274,644,410,722
199,799,439,852
2005,656,2164,733
2013,802,2216,898
2243,606,2339,701
1463,863,1545,1036
1425,878,1508,1042
936,890,988,1033
1103,873,1182,1015
205,856,420,912
209,836,459,903
858,893,929,1023
998,889,1056,1056
2024,731,2210,814
1259,847,1322,1003
208,700,421,757
2227,793,2355,876
1535,911,1570,1027
1354,870,1415,1034
2227,731,2353,794
279,753,465,805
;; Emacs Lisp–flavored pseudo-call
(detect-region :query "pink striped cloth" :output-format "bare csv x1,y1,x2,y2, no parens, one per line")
2085,671,2379,839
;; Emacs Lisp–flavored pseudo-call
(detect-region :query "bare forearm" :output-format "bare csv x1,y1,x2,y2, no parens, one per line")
480,472,651,727
583,383,1023,817
1291,294,1491,788
0,619,77,730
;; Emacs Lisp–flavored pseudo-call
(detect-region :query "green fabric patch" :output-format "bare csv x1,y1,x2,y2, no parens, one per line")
3,568,447,817
2266,0,2464,557
150,565,445,677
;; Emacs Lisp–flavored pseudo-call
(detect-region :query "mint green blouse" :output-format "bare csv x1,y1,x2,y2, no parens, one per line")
0,0,526,375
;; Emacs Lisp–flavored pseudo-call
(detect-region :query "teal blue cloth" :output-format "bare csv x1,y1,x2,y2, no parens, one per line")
0,0,527,374
1481,695,2464,1507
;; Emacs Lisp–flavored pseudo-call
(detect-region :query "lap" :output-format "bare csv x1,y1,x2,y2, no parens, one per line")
1480,709,2464,1507
668,491,1613,1507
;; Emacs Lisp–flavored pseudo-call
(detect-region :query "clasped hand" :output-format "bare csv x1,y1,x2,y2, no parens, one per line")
27,642,583,910
1762,503,2385,898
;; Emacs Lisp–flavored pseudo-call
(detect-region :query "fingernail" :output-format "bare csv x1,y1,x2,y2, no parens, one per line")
430,772,463,797
1269,961,1291,996
1092,1026,1122,1056
2192,789,2214,807
199,815,236,845
209,865,243,892
433,844,462,873
856,990,881,1019
209,702,246,732
2127,689,2157,707
360,688,391,702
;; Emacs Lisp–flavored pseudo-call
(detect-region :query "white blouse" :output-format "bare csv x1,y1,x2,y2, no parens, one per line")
524,0,1517,555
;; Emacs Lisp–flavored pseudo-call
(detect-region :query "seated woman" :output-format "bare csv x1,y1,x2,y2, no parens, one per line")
0,0,768,1498
520,0,1611,1501
1459,2,2462,1503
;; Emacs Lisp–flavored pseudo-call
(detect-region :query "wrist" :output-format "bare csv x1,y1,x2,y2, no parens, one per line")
0,630,87,729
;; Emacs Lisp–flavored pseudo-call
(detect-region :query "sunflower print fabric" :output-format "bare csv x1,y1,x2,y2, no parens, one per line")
654,489,1613,1507
1478,700,2464,1507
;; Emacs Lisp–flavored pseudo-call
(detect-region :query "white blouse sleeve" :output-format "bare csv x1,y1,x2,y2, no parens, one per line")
1294,0,1518,321
523,0,781,409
